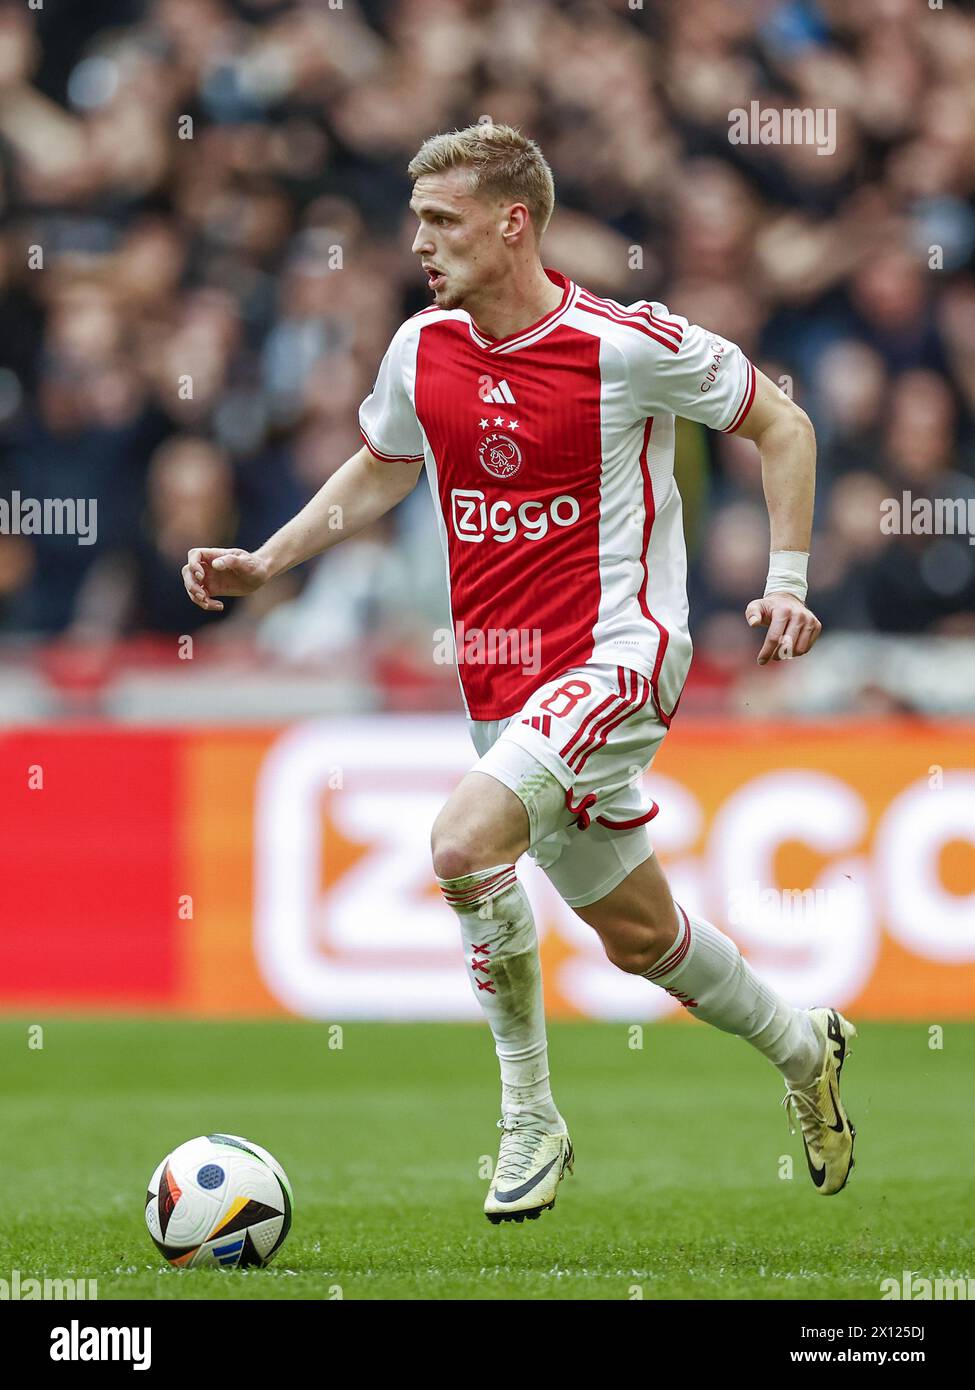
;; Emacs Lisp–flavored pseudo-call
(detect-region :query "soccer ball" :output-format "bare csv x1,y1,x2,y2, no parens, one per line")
145,1134,293,1269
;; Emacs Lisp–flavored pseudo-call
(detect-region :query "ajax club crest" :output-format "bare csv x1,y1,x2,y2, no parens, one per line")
478,432,523,480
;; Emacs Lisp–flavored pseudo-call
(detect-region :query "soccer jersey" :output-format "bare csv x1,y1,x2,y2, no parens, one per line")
359,268,756,721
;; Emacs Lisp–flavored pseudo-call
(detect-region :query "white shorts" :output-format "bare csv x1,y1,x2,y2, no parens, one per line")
467,663,667,908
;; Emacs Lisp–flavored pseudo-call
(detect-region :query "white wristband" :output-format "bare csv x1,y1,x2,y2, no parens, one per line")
764,550,808,602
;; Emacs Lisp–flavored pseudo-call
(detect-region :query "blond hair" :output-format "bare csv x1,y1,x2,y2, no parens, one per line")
408,123,555,238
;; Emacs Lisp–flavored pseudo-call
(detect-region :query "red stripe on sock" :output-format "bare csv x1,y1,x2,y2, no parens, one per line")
440,866,517,906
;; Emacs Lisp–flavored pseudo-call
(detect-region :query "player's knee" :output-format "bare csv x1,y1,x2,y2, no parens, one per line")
603,941,653,975
431,807,517,880
601,916,677,975
431,837,479,882
431,821,506,880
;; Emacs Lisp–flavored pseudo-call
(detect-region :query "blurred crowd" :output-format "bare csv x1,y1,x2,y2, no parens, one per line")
1,0,974,707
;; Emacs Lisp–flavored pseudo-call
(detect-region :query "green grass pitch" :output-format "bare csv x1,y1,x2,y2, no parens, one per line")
1,1018,971,1300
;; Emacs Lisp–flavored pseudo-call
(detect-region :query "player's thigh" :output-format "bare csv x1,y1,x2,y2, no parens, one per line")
539,833,679,973
462,707,581,866
430,769,531,875
571,847,678,955
539,801,655,911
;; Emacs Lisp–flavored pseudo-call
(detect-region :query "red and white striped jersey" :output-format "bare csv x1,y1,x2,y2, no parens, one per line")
359,269,756,721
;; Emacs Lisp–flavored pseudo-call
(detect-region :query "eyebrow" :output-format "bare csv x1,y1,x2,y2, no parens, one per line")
409,201,460,219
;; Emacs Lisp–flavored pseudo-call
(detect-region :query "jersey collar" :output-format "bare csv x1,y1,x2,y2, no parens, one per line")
466,269,577,354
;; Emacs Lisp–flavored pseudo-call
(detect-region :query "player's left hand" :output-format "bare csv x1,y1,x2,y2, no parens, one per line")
745,593,822,665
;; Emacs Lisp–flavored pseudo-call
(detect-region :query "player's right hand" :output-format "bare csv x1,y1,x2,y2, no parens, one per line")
744,592,822,664
182,547,270,613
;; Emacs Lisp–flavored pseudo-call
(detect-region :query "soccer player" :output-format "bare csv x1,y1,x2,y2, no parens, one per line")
183,124,857,1222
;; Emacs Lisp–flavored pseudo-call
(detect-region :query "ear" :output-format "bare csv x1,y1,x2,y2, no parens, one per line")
501,203,531,245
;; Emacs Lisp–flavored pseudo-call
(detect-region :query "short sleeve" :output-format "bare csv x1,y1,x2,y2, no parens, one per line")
359,324,425,461
626,303,757,434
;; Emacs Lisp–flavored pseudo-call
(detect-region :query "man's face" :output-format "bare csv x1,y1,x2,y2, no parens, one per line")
410,168,511,311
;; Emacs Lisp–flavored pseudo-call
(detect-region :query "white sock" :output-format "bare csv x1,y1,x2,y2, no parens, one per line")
643,903,823,1087
439,863,563,1131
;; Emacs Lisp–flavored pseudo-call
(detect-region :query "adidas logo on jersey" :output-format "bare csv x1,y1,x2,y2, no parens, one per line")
482,379,516,405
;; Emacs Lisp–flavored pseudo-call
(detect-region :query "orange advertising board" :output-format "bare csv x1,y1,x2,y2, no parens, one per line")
2,720,973,1019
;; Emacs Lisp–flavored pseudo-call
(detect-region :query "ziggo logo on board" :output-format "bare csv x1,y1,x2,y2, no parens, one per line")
253,721,975,1019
